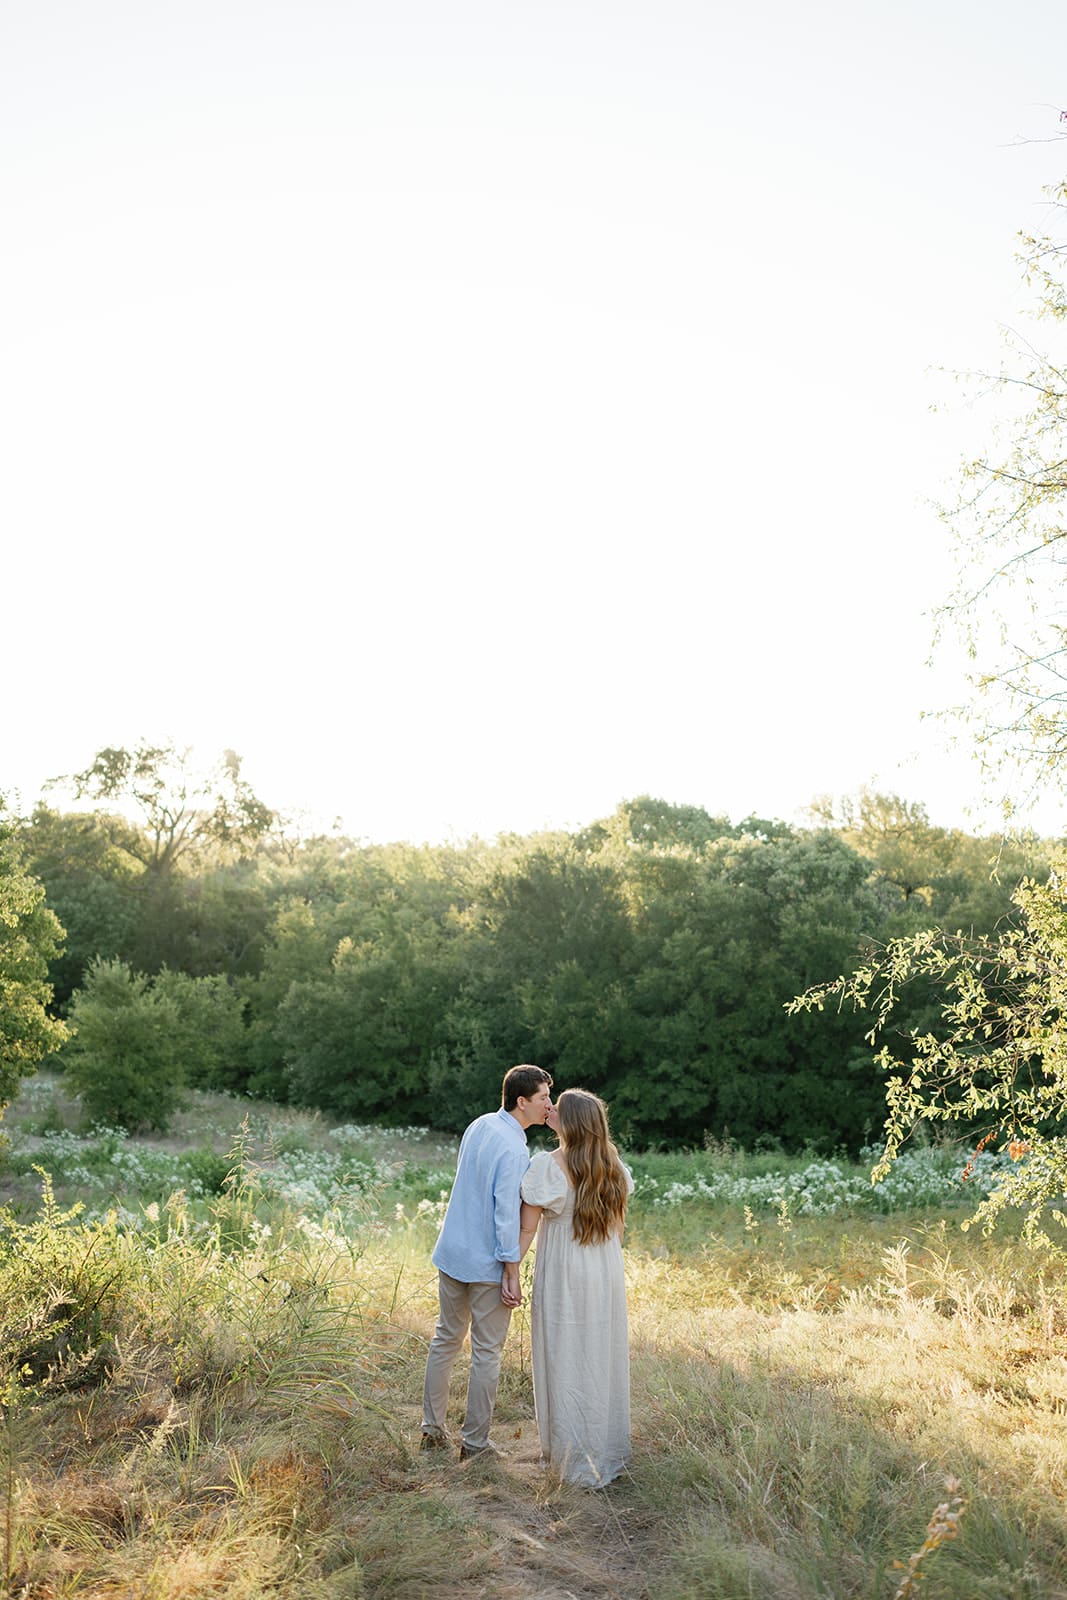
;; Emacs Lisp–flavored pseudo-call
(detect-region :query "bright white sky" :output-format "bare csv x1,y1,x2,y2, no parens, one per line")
5,0,1067,844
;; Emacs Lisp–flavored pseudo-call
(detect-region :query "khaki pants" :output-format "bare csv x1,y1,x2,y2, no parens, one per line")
421,1272,513,1450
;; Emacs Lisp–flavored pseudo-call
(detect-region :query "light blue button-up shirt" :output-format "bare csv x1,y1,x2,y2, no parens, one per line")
432,1108,531,1283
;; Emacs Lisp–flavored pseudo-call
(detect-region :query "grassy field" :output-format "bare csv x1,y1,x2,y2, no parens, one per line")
1,1074,1066,1599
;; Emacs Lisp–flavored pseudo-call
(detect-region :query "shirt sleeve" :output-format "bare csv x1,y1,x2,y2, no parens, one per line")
520,1151,570,1214
493,1147,528,1263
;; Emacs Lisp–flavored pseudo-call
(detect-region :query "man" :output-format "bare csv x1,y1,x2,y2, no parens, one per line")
420,1063,555,1460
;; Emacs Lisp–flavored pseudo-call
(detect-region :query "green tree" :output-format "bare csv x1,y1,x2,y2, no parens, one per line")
789,869,1067,1244
246,840,471,1113
152,969,248,1092
616,827,884,1147
428,816,885,1148
187,793,1050,1152
790,179,1067,1233
810,791,957,913
577,795,738,854
17,804,142,1005
0,820,67,1110
436,835,640,1119
936,179,1067,805
35,746,278,982
63,958,182,1131
277,928,452,1121
811,788,1053,933
243,898,340,1101
52,742,275,879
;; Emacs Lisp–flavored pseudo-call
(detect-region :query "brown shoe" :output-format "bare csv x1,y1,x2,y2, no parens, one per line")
459,1440,507,1462
419,1429,452,1452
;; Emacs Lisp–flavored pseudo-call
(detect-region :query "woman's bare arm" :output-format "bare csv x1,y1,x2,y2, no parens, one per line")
519,1201,543,1260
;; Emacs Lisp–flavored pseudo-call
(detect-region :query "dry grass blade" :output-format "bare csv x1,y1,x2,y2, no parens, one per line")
892,1477,968,1599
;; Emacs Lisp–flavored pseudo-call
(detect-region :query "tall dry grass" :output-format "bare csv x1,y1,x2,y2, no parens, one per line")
617,1204,1067,1597
1,1079,1066,1597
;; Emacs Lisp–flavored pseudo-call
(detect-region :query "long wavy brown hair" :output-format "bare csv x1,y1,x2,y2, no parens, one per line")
557,1089,629,1246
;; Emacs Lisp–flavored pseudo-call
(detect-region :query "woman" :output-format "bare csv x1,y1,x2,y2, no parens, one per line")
519,1088,634,1487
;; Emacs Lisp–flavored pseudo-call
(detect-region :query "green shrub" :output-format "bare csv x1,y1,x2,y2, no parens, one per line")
62,958,182,1132
152,968,248,1091
180,1145,234,1195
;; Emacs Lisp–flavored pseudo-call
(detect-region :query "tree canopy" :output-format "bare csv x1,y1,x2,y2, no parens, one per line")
0,818,66,1112
15,778,1051,1146
51,742,275,878
795,177,1067,1240
937,179,1067,810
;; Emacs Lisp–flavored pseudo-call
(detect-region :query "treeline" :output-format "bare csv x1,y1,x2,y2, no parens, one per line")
9,761,1058,1149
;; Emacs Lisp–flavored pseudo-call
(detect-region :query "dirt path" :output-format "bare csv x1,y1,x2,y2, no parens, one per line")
406,1415,658,1600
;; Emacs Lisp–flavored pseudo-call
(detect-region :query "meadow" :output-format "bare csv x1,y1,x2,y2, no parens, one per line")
1,1074,1066,1599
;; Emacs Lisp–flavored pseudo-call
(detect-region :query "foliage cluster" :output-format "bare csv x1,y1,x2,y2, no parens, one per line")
935,178,1067,806
0,818,66,1109
61,958,250,1130
0,1162,391,1597
780,179,1067,1243
634,1143,1019,1217
0,1077,1025,1240
7,774,1058,1150
792,865,1067,1246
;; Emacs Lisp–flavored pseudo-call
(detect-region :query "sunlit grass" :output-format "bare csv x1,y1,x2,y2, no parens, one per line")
1,1075,1066,1597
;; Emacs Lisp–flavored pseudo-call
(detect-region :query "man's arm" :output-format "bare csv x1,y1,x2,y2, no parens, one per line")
492,1150,525,1261
493,1149,526,1305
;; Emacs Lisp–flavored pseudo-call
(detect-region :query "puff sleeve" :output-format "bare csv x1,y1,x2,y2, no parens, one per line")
520,1151,570,1214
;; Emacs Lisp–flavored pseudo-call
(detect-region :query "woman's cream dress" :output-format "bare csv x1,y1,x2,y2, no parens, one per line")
520,1150,634,1487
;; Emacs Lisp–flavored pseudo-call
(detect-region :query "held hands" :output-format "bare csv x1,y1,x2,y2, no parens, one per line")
501,1263,522,1308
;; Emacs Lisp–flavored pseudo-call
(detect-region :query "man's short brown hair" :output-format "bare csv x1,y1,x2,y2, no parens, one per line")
501,1064,553,1112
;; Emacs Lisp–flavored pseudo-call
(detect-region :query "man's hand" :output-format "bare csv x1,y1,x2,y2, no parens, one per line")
501,1263,522,1307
